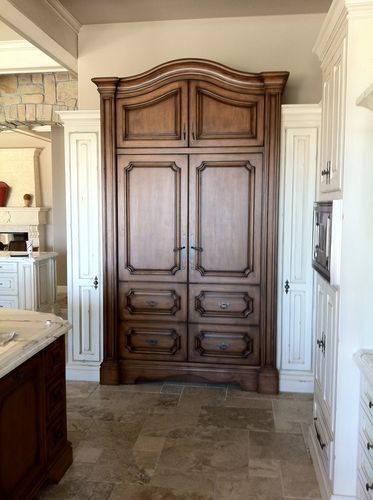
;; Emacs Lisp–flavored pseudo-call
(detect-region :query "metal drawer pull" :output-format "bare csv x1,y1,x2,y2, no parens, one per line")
313,419,326,450
145,339,158,346
218,342,230,351
146,300,158,307
369,401,373,409
367,442,373,451
218,303,230,310
366,483,373,492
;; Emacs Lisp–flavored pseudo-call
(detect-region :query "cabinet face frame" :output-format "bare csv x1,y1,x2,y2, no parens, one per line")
93,59,288,391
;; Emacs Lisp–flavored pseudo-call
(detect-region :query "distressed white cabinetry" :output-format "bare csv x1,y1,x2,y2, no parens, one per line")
278,105,320,392
0,253,57,312
59,111,102,382
310,0,373,498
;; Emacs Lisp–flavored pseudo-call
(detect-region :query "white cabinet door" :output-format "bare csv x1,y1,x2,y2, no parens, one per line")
279,124,318,378
60,111,103,375
319,37,347,198
314,272,339,432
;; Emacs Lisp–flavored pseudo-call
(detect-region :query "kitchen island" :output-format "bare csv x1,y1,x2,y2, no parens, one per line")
0,309,72,499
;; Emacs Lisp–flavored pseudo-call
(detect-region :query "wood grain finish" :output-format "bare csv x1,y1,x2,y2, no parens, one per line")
189,154,262,284
188,323,260,365
119,282,187,321
93,59,288,393
189,81,264,147
117,154,188,282
189,284,260,324
120,321,187,361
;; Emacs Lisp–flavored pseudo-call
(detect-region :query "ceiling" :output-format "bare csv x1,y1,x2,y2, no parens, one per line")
58,0,332,25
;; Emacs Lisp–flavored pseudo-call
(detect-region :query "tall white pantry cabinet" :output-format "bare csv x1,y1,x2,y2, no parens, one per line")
310,0,373,498
59,111,103,381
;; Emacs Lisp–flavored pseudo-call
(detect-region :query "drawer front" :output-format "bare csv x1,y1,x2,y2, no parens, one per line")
189,284,260,324
358,473,372,500
0,274,18,295
0,297,18,309
362,378,373,419
188,324,259,365
47,414,67,461
45,336,65,383
361,406,373,462
313,399,334,481
119,282,187,322
120,322,187,361
358,436,373,499
0,262,17,273
45,377,66,423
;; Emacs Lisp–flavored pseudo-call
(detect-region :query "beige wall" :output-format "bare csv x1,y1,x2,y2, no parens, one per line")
79,13,325,109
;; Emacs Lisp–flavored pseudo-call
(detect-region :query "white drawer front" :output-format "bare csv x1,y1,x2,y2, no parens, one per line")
359,436,373,499
361,407,373,462
0,274,18,295
362,378,373,419
313,397,334,481
358,474,370,500
0,262,18,273
0,297,18,308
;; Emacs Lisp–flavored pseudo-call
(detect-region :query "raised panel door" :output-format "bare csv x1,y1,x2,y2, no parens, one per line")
118,155,188,282
116,81,188,148
189,81,264,147
189,154,262,284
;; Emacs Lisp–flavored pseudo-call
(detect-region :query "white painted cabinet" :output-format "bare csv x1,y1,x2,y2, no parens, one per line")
0,253,57,312
318,31,347,199
278,105,320,393
59,111,102,382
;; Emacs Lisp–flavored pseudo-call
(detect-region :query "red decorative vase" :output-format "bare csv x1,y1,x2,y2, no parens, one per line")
0,182,10,207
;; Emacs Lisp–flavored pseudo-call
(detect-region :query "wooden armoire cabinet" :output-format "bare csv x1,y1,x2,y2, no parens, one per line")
93,59,288,393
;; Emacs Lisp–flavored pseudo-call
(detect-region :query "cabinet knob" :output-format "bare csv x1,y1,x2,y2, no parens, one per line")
145,300,158,308
218,342,230,351
284,280,290,294
218,302,230,310
93,276,98,289
369,401,373,409
366,483,373,492
367,442,373,451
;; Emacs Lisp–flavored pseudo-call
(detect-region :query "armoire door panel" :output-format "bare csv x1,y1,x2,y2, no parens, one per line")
119,282,187,322
116,81,188,147
189,81,264,147
118,155,188,282
188,324,260,365
189,154,262,284
189,284,260,324
120,322,187,361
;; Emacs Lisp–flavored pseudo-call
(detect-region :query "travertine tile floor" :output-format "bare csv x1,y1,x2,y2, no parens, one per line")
37,381,321,500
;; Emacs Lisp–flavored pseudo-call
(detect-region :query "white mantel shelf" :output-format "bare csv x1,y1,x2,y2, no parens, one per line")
0,207,49,225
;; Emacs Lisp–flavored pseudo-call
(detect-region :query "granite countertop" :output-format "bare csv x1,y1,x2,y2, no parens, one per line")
0,251,58,261
0,309,70,379
354,349,373,386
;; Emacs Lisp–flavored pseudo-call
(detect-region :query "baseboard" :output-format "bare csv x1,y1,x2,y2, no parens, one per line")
330,496,356,499
57,285,68,294
66,363,100,382
279,370,314,393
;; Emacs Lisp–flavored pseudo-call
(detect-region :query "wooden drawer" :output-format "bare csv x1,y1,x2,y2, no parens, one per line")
312,398,334,480
0,262,18,273
119,282,187,322
359,435,373,499
47,414,67,462
189,284,260,324
120,322,187,361
0,297,18,309
44,336,65,383
0,274,18,295
45,377,66,424
188,323,259,365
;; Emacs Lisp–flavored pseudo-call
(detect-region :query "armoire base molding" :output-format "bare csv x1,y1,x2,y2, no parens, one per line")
308,425,332,500
113,360,279,393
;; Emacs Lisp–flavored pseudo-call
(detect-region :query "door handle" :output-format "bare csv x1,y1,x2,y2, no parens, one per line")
191,246,203,252
173,246,185,252
93,276,98,289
